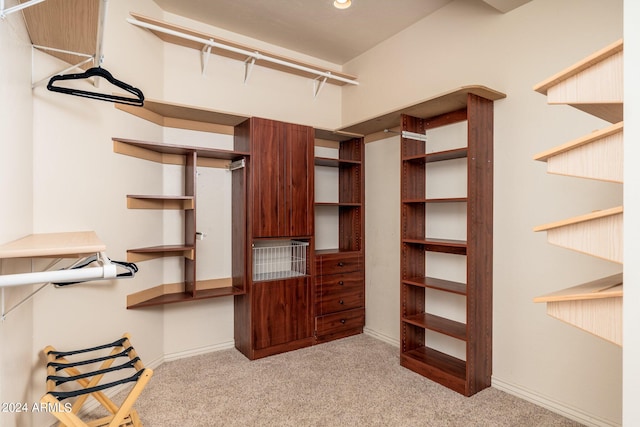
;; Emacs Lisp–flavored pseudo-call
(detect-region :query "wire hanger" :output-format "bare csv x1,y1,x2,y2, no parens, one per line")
47,66,145,107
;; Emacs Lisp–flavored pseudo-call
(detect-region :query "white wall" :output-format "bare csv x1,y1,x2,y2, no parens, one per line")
623,1,640,425
0,4,35,427
350,0,623,425
0,0,629,426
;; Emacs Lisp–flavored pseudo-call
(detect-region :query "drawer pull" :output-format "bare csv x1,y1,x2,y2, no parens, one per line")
340,319,346,324
338,281,344,286
339,299,344,305
338,262,344,267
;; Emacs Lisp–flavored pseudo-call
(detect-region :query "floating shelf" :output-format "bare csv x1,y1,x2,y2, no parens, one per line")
126,195,195,210
113,137,248,168
534,122,623,183
534,206,623,264
534,274,622,346
534,39,623,123
115,99,249,135
127,245,195,263
126,278,242,309
0,231,105,259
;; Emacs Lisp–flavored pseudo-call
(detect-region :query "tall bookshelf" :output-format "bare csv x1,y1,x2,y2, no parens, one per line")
399,92,497,396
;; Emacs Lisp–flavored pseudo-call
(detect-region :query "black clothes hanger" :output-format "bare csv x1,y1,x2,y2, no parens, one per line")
53,254,139,287
47,66,145,107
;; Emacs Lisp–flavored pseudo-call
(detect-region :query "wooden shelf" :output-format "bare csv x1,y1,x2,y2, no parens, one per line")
403,276,467,295
315,202,362,207
533,121,623,183
403,197,467,204
400,346,467,394
314,157,361,167
127,245,195,263
0,231,106,259
113,137,248,168
22,0,99,69
128,13,357,87
533,274,623,346
534,273,622,303
403,313,467,341
126,278,242,308
403,148,468,163
534,206,622,264
403,238,467,255
127,195,195,210
534,39,623,123
116,98,249,135
340,86,505,136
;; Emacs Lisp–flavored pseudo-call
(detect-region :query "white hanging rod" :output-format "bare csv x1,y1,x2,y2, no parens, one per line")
0,0,45,19
0,252,117,288
126,17,359,87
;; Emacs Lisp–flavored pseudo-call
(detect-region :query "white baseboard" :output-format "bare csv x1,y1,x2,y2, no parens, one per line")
362,327,619,427
163,340,236,362
491,376,620,427
363,327,400,347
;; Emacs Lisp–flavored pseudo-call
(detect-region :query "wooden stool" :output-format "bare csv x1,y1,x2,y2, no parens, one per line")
41,333,153,427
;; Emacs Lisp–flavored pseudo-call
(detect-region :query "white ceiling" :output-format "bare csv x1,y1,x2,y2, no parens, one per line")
151,0,454,64
150,0,532,65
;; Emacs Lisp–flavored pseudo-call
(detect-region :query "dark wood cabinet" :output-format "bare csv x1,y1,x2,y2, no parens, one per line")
234,117,315,360
246,118,314,238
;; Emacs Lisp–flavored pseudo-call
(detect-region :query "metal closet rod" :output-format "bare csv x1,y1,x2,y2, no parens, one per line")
126,17,359,86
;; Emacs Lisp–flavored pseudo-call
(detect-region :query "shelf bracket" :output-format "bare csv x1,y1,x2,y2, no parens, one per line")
201,40,213,76
0,0,46,19
244,55,256,84
313,74,328,98
31,46,95,88
228,158,246,171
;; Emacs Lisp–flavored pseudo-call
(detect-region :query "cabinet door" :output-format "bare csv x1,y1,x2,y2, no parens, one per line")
252,118,285,237
251,119,313,238
283,123,314,237
252,277,312,350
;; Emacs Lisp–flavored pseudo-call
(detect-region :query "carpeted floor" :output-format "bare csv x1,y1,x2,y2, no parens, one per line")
110,334,583,426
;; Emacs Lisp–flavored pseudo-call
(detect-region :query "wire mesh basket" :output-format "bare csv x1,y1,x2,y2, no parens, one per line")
252,240,309,282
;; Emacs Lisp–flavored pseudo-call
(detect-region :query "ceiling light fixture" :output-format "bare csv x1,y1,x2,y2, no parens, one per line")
333,0,351,9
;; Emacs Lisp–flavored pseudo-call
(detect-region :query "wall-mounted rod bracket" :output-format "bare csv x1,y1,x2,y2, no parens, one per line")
313,74,328,98
244,55,256,84
384,129,428,142
201,40,213,76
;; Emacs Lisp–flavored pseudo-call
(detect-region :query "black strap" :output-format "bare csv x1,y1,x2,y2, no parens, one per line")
48,337,128,358
48,347,134,371
47,357,140,386
48,369,146,401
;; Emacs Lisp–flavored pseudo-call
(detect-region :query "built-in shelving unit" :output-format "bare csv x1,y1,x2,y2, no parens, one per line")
398,88,505,397
113,133,249,308
313,131,365,343
533,39,623,346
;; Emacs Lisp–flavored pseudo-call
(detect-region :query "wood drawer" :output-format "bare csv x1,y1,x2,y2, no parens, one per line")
317,289,363,315
315,308,365,337
317,273,363,293
318,253,362,276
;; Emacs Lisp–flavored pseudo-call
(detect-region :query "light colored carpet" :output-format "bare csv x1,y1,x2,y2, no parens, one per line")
111,334,583,426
